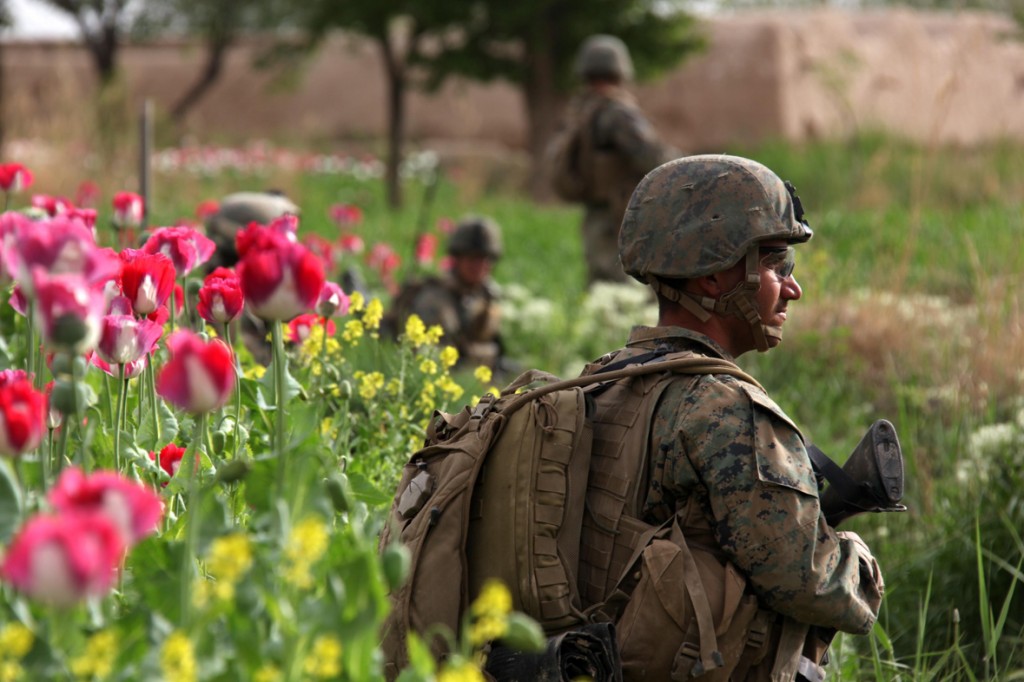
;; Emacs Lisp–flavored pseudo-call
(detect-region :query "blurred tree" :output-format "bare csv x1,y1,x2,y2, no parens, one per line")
298,0,702,208
42,0,135,87
132,0,293,125
0,0,9,156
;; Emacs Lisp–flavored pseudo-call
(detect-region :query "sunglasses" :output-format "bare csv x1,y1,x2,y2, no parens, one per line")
759,247,796,280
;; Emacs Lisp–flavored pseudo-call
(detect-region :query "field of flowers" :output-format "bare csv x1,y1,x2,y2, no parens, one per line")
1,133,1024,680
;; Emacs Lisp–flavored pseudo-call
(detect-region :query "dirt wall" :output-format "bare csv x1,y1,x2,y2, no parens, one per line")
5,8,1024,153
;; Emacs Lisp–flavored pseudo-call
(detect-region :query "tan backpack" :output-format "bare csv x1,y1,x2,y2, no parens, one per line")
378,354,766,681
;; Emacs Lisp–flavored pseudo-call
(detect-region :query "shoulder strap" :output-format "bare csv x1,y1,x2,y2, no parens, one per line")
500,356,763,415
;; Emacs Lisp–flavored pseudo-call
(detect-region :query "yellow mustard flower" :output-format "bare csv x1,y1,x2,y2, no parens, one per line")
348,290,365,313
342,319,365,344
0,624,33,659
302,635,343,679
438,660,486,682
244,364,267,380
160,631,196,682
419,358,438,375
404,314,429,347
358,371,385,400
253,663,282,682
473,366,492,384
385,378,402,396
363,297,384,330
70,630,117,680
426,324,444,345
284,516,330,590
486,386,500,398
207,533,253,584
472,579,512,618
440,346,459,369
0,661,23,682
436,376,464,401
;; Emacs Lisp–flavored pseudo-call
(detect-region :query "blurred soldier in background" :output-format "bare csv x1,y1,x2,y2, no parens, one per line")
548,34,677,286
384,216,509,374
204,190,299,272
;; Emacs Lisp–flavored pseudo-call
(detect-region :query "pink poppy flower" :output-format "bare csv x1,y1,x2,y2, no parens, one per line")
49,467,164,547
96,313,163,366
302,234,337,274
156,331,235,413
0,512,125,608
317,281,350,318
329,203,363,228
195,199,220,220
12,214,119,287
149,443,191,484
436,217,457,235
196,268,244,325
119,250,176,317
0,163,34,193
31,194,73,217
287,313,336,343
31,271,104,354
236,226,325,321
142,226,216,276
415,233,438,265
75,180,100,208
367,243,401,280
89,352,148,380
0,369,47,457
338,233,364,255
112,191,144,228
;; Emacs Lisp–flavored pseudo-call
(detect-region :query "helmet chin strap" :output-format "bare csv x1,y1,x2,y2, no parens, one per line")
650,247,776,353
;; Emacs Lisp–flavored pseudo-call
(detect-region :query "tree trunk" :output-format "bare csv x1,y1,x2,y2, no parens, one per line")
170,37,230,123
522,25,567,202
380,37,405,210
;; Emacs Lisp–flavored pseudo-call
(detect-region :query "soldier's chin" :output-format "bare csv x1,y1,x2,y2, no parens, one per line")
762,325,784,350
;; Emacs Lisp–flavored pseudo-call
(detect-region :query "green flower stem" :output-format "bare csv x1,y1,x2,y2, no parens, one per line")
170,289,177,333
147,358,161,445
114,364,127,471
103,374,114,424
318,316,329,394
180,411,207,628
26,300,36,386
272,321,288,500
226,324,242,458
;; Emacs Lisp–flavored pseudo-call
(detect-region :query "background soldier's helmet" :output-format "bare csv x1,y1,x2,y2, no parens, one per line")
448,216,503,260
205,191,299,269
618,154,812,283
574,34,635,83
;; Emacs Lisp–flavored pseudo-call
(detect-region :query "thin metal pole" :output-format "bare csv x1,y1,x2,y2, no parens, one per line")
139,99,154,230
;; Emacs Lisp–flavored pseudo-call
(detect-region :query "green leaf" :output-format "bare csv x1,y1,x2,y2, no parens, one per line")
136,400,180,451
0,459,23,543
259,357,304,404
347,471,394,509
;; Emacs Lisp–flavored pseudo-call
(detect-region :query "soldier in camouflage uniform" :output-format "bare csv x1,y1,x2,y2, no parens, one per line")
586,154,884,680
204,190,300,272
560,34,677,285
385,217,505,371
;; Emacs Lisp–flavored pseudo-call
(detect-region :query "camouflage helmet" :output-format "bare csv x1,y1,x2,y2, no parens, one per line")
574,34,635,83
619,154,812,283
448,216,503,260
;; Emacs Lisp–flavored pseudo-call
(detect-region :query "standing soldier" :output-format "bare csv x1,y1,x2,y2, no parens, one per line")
577,154,885,680
548,34,677,286
384,216,507,372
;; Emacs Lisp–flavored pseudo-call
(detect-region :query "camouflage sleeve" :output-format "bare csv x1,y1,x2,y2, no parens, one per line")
408,285,461,339
657,376,883,634
597,103,676,176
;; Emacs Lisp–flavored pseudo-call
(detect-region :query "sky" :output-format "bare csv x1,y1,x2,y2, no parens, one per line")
4,0,80,39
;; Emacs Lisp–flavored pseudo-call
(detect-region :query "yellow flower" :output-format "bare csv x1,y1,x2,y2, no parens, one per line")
342,319,365,344
440,346,459,368
358,371,385,400
302,635,343,679
404,314,430,347
254,663,282,682
160,631,196,682
419,358,438,375
245,364,267,380
486,386,500,398
473,366,492,384
284,516,330,590
0,661,23,682
438,660,486,682
363,297,384,330
70,630,117,680
348,291,365,313
0,624,33,659
436,376,464,401
206,533,253,584
471,579,512,618
426,325,444,345
469,613,508,646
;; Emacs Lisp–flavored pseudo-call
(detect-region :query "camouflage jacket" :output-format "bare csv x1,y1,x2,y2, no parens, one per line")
606,325,884,636
385,272,502,369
